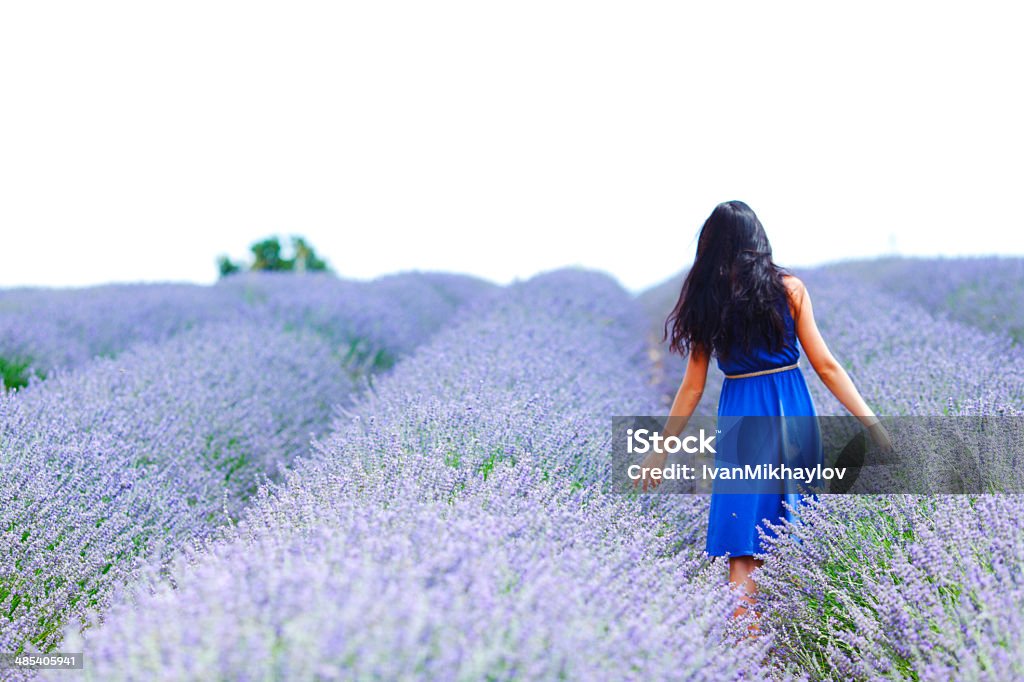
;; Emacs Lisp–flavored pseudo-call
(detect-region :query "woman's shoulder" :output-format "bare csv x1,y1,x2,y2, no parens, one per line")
781,273,807,299
781,273,804,290
781,274,807,319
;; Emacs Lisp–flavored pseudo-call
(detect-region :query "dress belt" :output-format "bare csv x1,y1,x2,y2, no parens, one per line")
724,362,799,380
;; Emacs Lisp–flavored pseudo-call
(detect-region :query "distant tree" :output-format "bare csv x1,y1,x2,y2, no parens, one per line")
250,237,288,272
217,235,331,277
292,237,328,273
217,255,241,277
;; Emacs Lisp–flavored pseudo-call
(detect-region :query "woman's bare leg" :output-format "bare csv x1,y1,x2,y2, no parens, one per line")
728,555,764,631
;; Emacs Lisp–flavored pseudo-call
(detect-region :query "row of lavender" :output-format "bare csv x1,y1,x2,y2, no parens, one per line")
826,256,1024,343
0,271,494,387
0,273,492,663
0,324,353,658
756,269,1024,680
797,269,1024,416
53,271,773,681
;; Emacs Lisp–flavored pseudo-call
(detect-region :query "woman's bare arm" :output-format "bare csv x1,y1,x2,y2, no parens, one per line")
635,346,709,491
662,346,710,439
785,275,877,424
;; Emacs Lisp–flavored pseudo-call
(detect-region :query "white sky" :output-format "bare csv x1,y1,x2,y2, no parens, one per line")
1,2,1022,293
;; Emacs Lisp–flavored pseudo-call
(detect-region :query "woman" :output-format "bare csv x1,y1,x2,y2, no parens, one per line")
639,200,889,622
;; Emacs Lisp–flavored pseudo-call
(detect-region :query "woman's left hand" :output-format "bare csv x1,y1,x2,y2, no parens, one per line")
634,448,668,492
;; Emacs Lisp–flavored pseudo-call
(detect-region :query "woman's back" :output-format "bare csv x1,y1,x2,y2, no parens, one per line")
716,296,800,377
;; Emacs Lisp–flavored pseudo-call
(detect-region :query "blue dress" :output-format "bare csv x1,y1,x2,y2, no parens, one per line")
705,299,822,557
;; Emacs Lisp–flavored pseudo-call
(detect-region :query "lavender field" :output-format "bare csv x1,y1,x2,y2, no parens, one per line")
1,258,1022,681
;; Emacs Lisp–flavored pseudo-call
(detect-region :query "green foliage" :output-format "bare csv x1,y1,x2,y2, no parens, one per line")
250,237,287,272
217,255,241,277
217,235,331,278
0,355,41,391
292,237,328,272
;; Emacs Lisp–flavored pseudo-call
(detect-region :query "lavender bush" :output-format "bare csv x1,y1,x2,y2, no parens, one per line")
0,322,354,657
797,269,1024,416
55,270,771,682
826,256,1024,342
0,271,494,385
61,453,767,681
0,283,247,385
757,494,1024,681
215,270,497,370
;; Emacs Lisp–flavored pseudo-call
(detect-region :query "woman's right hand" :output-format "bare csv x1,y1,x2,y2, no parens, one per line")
634,448,668,492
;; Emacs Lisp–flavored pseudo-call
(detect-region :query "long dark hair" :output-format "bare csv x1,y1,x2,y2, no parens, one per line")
663,200,789,358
